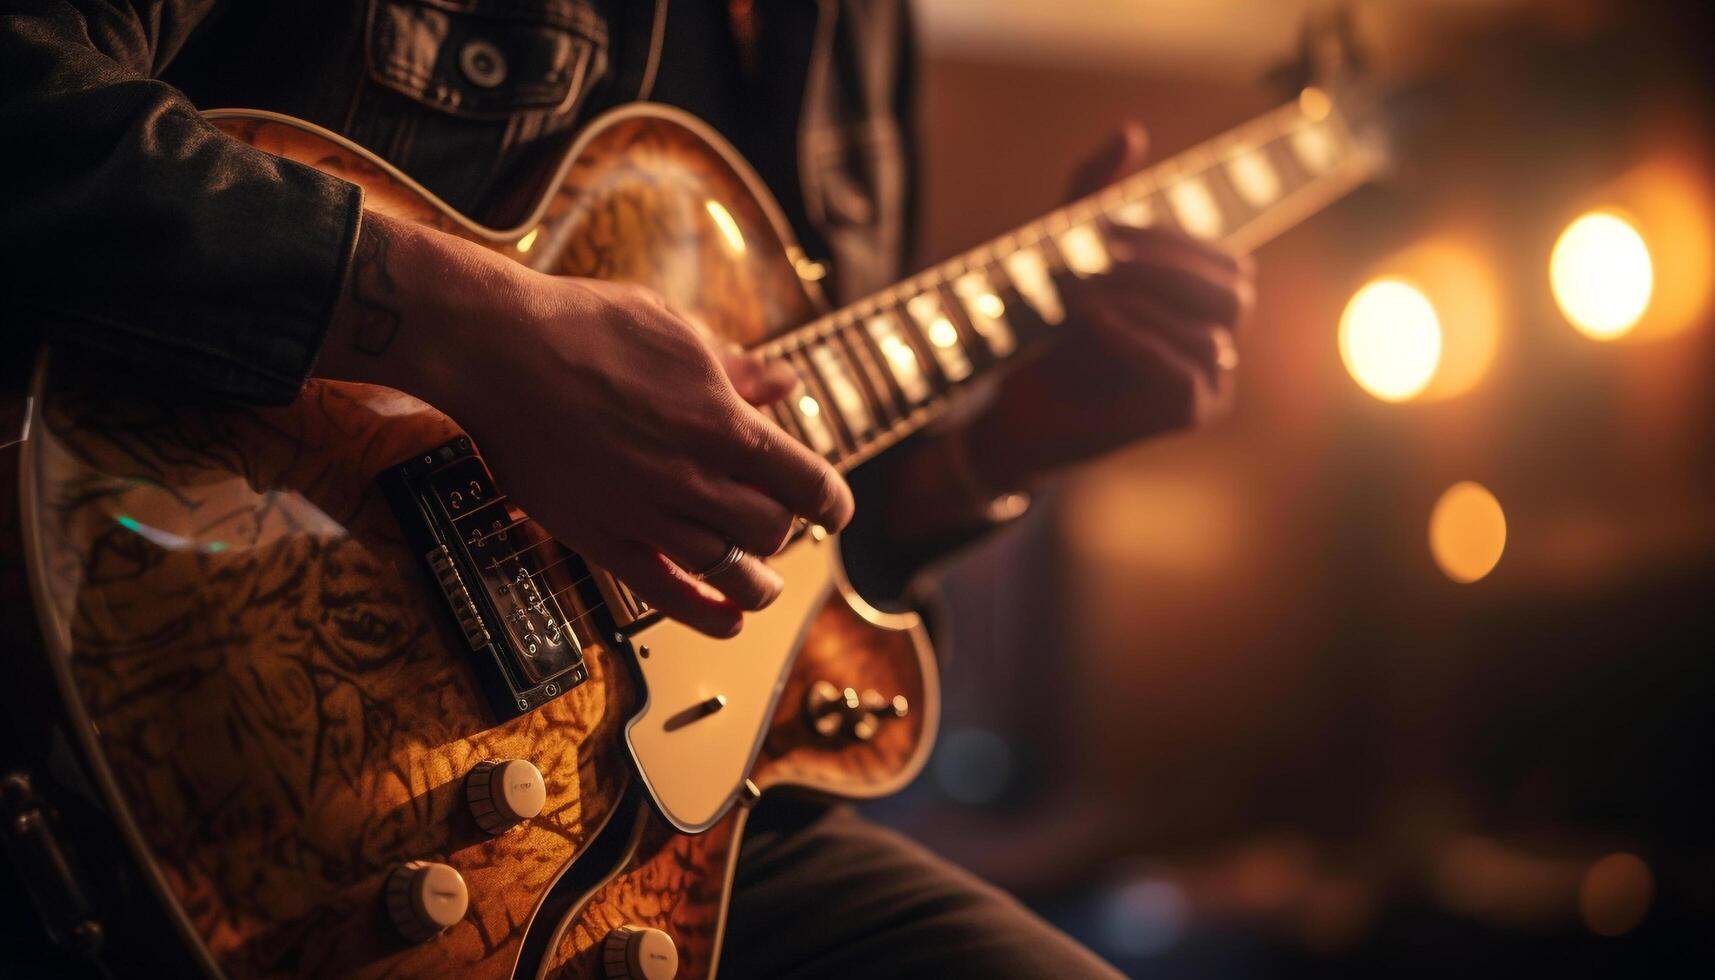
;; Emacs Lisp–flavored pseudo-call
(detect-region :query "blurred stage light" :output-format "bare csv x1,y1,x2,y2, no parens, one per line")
1429,482,1506,583
1591,155,1715,341
1065,471,1241,577
1362,236,1504,400
1580,853,1653,937
1551,211,1653,340
1339,278,1443,402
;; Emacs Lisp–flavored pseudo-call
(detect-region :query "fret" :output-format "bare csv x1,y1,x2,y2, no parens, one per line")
765,395,806,446
747,92,1375,477
905,290,973,383
1226,144,1283,209
950,269,1017,356
805,339,876,440
1164,173,1226,240
865,312,932,404
1202,148,1265,238
789,380,839,457
1108,196,1157,229
784,347,846,457
1289,117,1339,175
1001,244,1066,325
1054,223,1113,278
834,318,907,426
1256,133,1311,203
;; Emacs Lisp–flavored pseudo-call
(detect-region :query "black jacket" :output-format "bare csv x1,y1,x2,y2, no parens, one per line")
0,0,917,403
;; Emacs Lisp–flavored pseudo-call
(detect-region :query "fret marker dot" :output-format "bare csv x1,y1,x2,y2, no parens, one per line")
975,293,1005,319
798,395,821,418
1228,151,1280,208
1292,123,1337,174
928,317,960,349
1111,200,1154,228
1167,178,1224,240
1003,248,1065,325
1056,225,1112,277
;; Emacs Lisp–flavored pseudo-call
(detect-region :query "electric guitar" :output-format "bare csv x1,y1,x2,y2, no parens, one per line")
1,89,1381,978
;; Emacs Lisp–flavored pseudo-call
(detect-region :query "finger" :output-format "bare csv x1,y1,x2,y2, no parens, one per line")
681,476,796,557
1104,296,1233,389
592,539,743,639
1091,257,1252,329
1106,225,1248,280
1068,122,1151,198
720,344,799,407
655,518,785,612
1090,306,1229,420
1083,287,1221,378
715,406,856,532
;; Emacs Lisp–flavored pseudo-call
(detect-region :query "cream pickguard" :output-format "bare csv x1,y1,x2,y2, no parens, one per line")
623,531,839,832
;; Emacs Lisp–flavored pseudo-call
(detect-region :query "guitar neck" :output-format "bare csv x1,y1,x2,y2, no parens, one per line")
756,91,1380,474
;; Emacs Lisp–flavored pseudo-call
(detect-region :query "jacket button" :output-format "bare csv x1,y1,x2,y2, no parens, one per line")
459,39,508,88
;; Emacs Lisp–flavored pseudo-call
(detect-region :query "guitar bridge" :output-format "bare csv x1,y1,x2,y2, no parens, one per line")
426,544,490,649
380,437,591,720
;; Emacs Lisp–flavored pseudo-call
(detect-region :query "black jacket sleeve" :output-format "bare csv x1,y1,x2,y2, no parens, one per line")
0,0,363,404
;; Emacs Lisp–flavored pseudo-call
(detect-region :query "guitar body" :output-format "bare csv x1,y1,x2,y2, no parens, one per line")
8,105,937,978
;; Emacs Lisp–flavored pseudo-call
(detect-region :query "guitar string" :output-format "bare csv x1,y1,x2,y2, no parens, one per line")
462,330,916,563
459,103,1342,635
761,101,1315,360
481,529,562,568
461,107,1325,547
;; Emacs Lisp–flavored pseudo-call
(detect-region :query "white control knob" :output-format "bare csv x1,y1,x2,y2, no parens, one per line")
466,759,547,834
602,924,679,980
386,860,468,943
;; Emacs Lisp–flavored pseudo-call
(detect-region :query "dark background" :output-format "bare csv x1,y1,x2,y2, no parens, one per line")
869,0,1715,975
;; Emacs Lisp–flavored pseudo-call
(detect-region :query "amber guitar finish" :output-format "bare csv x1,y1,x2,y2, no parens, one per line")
11,91,1378,977
12,106,940,979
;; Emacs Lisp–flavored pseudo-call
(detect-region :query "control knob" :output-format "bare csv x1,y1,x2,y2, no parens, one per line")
386,860,468,943
603,924,679,980
466,758,547,834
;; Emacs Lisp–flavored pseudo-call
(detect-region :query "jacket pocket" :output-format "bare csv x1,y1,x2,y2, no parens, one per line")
365,0,606,119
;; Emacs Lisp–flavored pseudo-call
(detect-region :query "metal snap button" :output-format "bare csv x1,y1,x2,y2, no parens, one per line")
459,39,507,88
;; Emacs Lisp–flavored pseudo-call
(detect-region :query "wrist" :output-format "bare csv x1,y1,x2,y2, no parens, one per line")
317,211,529,417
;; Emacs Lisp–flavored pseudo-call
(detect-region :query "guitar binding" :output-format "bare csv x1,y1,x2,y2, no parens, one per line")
379,436,591,721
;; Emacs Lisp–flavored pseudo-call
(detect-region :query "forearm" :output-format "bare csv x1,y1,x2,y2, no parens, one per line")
2,0,361,405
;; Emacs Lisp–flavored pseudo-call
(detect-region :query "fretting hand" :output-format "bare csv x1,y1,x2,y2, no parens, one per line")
965,124,1255,492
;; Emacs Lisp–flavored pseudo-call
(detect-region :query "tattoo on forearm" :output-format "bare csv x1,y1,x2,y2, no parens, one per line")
348,220,402,355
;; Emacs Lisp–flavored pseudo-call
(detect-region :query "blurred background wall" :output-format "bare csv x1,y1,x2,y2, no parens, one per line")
866,1,1715,975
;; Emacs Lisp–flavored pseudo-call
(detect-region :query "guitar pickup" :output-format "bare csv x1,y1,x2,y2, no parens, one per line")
380,437,590,721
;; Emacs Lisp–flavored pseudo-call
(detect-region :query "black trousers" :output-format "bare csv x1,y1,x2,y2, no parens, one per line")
0,802,1121,978
722,800,1124,980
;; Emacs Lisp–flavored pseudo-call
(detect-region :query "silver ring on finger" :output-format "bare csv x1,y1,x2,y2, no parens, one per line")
693,544,746,581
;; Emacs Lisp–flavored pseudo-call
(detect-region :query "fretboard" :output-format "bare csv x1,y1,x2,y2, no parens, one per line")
756,91,1379,474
